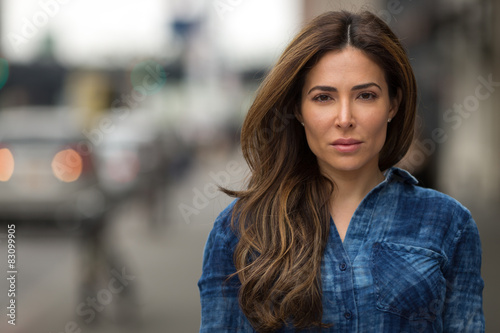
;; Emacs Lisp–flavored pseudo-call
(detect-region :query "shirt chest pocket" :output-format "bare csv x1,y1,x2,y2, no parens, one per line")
370,242,447,321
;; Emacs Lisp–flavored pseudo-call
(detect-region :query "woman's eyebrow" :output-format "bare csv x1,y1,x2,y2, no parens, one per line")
307,82,382,95
351,82,382,91
307,85,337,95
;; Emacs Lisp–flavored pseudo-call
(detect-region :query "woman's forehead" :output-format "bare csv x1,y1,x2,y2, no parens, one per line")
303,48,387,91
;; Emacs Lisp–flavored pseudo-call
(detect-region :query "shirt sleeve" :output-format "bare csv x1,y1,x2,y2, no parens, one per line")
197,208,256,333
443,215,485,332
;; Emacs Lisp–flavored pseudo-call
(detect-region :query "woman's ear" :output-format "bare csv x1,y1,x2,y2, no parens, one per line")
294,106,303,124
389,88,402,119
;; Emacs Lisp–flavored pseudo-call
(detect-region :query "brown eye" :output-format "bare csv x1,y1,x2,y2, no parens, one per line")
358,92,377,100
313,94,332,102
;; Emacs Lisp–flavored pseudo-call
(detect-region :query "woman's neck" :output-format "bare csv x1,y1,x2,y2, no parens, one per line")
323,163,385,205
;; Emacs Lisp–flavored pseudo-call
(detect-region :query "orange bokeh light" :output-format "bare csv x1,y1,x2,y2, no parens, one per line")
52,149,83,182
0,148,14,181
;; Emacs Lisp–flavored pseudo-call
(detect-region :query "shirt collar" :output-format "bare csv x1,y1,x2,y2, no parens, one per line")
384,167,419,185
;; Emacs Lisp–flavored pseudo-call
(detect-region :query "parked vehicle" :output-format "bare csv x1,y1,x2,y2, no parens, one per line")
0,106,105,230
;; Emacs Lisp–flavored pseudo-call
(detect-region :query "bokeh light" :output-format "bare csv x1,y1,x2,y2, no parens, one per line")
51,149,83,182
0,148,15,181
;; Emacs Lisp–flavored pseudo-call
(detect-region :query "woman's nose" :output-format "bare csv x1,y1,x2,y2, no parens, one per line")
335,100,354,128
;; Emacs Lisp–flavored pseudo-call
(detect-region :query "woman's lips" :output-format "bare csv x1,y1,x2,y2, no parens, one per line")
331,138,363,153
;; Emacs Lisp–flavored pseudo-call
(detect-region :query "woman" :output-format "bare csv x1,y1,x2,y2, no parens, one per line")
198,10,484,332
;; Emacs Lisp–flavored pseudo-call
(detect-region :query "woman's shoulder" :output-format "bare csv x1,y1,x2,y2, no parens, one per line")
209,199,240,247
384,168,480,261
386,167,473,221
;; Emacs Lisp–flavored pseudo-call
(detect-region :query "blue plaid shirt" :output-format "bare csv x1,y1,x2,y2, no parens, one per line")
198,167,484,332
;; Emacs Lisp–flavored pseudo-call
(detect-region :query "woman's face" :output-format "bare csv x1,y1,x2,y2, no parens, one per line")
299,47,400,178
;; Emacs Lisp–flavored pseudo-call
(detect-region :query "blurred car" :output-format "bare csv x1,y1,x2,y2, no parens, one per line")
93,107,188,226
0,106,105,229
91,108,163,223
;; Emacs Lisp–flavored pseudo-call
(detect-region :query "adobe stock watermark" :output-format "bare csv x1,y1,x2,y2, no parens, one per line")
246,107,297,157
49,267,135,333
7,0,72,53
376,0,409,24
179,160,244,224
401,74,499,172
213,0,246,21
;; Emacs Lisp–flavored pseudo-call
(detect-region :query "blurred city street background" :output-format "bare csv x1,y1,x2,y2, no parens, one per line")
0,0,499,332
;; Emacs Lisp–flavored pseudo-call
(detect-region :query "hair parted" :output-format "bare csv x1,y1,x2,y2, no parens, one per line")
222,10,417,332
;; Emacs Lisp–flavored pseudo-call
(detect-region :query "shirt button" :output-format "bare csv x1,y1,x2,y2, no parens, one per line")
339,262,347,271
344,311,352,320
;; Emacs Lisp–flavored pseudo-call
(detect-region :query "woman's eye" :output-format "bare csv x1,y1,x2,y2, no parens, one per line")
313,94,332,102
358,92,377,100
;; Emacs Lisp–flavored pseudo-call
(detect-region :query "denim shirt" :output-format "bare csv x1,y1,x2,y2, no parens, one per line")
198,167,485,332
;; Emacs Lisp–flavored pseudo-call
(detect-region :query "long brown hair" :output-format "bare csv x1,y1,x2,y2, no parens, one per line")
223,10,417,332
